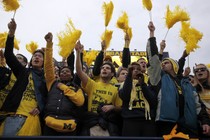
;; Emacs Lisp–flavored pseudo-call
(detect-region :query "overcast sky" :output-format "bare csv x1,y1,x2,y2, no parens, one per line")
0,0,209,69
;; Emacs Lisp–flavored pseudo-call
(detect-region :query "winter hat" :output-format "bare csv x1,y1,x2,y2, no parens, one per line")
162,58,179,74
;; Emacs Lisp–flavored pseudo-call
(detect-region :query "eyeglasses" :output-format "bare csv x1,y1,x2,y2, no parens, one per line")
194,67,207,73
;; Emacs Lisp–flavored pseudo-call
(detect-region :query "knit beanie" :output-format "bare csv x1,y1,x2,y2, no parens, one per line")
162,58,179,74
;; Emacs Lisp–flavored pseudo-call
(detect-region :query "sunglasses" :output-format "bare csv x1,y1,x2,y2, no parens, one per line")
194,67,207,73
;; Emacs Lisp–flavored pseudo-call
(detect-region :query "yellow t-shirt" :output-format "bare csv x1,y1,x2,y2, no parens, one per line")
93,76,118,86
82,77,121,113
16,73,37,117
0,73,16,109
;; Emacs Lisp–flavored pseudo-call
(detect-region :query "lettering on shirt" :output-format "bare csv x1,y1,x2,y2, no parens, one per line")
0,77,16,107
91,90,114,112
132,86,145,109
22,77,36,101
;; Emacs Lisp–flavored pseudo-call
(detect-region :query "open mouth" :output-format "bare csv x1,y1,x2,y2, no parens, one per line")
102,72,107,75
34,60,39,63
197,73,203,77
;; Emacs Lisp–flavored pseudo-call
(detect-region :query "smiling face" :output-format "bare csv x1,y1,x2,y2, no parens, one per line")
59,67,72,81
194,64,209,84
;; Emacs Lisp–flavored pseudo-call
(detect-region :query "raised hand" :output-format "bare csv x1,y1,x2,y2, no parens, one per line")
8,18,16,37
124,32,130,47
181,49,189,58
160,40,166,50
101,40,106,52
148,21,155,32
160,40,166,54
75,41,83,53
44,32,53,43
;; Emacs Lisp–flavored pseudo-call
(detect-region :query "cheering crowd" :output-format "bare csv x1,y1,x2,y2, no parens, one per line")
0,19,210,139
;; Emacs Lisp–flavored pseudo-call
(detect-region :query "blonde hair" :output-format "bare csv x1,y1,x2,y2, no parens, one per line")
193,63,210,92
116,66,127,78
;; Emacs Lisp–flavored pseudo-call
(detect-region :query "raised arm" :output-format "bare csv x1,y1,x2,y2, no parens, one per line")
92,41,105,76
69,45,84,86
44,32,55,91
177,50,189,78
4,19,25,78
119,65,133,102
122,32,131,68
67,51,77,75
159,40,166,61
67,45,84,71
146,21,161,86
75,41,88,87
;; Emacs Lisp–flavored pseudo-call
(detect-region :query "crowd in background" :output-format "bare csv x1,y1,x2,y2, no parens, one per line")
0,19,210,139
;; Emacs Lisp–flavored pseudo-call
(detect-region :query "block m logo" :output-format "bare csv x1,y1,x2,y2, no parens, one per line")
63,123,72,130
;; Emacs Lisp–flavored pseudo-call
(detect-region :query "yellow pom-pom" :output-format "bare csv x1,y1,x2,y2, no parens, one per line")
180,22,203,54
101,29,113,50
0,32,19,50
142,0,152,11
2,0,20,12
0,32,7,49
57,18,82,58
165,5,190,29
83,50,98,67
116,12,129,31
116,12,132,40
26,41,39,54
102,1,114,27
